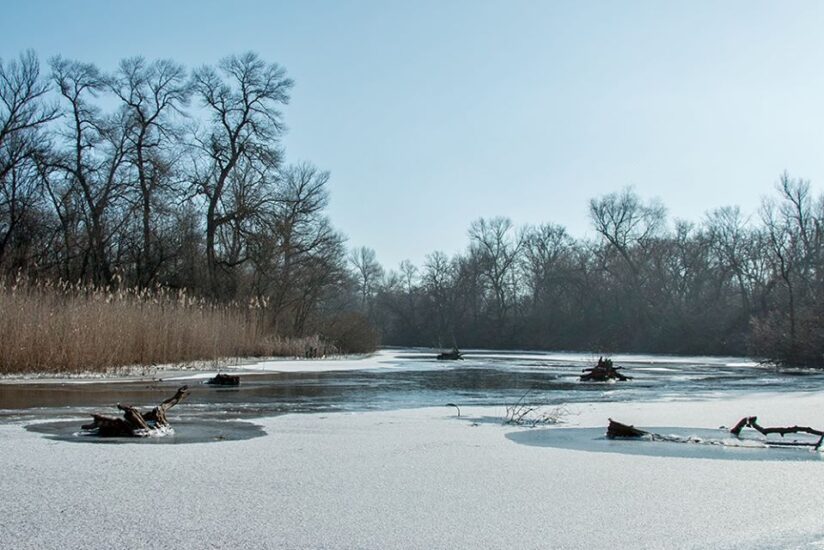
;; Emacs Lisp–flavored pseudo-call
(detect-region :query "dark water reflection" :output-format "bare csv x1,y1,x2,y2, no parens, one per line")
3,349,824,424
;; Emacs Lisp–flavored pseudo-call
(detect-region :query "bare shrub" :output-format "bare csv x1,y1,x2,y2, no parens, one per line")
504,390,569,427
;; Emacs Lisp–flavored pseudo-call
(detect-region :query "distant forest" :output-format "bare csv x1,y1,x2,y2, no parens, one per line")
2,50,822,365
365,179,824,366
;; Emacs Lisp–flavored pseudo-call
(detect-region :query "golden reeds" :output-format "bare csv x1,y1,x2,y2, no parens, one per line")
0,276,334,374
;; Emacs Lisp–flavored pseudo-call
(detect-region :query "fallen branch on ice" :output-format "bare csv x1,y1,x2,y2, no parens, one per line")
729,416,824,449
607,417,824,450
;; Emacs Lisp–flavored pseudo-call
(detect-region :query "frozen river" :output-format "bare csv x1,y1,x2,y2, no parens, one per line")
3,348,823,424
4,349,824,549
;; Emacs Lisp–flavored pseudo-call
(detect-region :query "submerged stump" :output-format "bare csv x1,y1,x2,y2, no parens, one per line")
437,348,463,361
81,385,190,437
580,357,632,382
206,373,240,386
606,419,649,439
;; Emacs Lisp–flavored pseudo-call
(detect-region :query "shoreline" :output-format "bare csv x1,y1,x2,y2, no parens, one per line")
0,352,381,385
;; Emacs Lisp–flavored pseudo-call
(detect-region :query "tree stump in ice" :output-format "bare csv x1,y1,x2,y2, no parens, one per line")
580,357,632,382
81,386,190,437
437,347,463,360
206,373,240,386
606,418,649,439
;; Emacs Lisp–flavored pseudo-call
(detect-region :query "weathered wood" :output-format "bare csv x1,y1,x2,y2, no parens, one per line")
606,418,649,438
730,416,824,449
81,414,135,437
118,404,151,431
437,348,463,360
581,357,632,382
606,416,824,450
205,373,240,386
82,385,190,437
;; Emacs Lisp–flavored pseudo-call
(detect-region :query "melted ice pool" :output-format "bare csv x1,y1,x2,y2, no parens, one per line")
26,419,266,444
507,426,824,461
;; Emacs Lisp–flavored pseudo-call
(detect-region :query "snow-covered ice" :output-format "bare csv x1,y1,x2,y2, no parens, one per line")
3,389,824,549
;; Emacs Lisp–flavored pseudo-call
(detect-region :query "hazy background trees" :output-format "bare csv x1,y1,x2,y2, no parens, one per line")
365,182,824,366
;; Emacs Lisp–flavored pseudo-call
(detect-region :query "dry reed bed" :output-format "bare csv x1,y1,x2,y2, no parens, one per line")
0,279,333,374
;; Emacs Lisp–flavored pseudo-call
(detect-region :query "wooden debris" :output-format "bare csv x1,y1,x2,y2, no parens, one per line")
580,357,632,382
206,373,240,386
81,386,190,437
437,347,463,360
606,416,824,450
730,416,824,449
606,418,649,439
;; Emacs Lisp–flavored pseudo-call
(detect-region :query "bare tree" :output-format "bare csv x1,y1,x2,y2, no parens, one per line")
49,57,133,284
250,162,346,333
190,52,293,296
0,51,58,267
422,250,458,345
758,173,821,362
522,223,572,306
468,216,523,328
589,186,666,275
110,57,189,286
350,246,384,318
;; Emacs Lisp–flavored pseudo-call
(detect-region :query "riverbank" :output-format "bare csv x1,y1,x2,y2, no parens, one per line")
0,280,360,376
0,352,383,384
2,391,824,549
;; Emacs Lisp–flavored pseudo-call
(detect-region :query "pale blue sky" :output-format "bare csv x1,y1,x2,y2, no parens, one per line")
4,1,824,267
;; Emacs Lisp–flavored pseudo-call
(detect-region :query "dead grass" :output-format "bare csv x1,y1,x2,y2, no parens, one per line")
0,277,336,374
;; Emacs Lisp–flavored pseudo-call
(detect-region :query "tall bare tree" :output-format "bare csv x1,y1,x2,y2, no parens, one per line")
0,50,58,268
190,52,293,296
350,246,384,319
589,186,666,275
110,57,189,286
468,216,523,328
250,162,346,333
49,57,132,284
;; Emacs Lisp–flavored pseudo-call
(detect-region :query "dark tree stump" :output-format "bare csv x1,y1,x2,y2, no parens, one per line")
606,418,649,439
581,357,632,382
437,348,463,360
81,386,190,437
206,373,240,386
81,414,135,437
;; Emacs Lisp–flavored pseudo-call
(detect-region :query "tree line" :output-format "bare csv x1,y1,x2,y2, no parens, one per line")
356,179,824,366
0,50,374,351
4,50,822,365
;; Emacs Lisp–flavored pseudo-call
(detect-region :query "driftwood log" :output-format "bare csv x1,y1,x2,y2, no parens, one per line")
730,416,824,449
81,385,190,437
206,373,240,386
581,357,631,382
